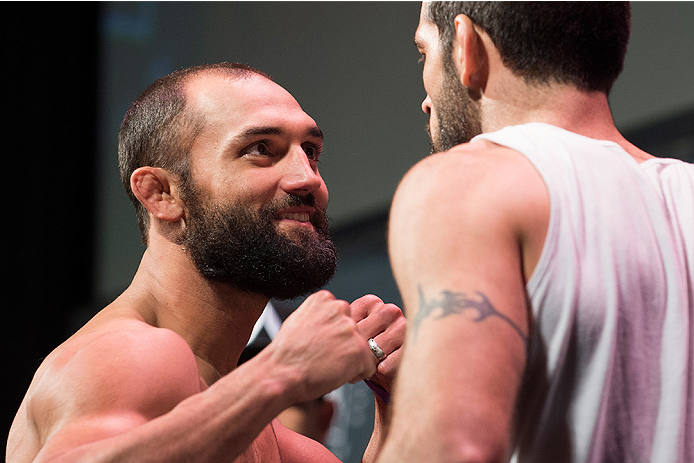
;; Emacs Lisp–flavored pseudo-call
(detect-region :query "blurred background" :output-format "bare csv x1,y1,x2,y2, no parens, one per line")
5,2,694,460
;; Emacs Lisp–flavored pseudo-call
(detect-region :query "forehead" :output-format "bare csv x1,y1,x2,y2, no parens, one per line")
185,73,316,131
414,3,439,51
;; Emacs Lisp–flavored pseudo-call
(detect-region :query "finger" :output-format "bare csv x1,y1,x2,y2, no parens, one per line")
336,299,351,318
367,336,388,362
356,303,404,339
349,294,383,322
313,289,336,303
366,315,407,361
376,345,402,374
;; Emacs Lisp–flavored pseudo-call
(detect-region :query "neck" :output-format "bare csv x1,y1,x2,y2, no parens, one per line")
125,235,269,381
479,79,653,162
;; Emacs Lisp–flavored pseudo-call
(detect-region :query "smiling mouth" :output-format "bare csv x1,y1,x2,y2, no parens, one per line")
279,212,310,223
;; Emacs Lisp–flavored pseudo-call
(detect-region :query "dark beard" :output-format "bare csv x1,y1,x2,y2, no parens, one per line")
426,58,482,154
179,187,337,300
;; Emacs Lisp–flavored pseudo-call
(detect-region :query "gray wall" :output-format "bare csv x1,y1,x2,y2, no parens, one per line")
611,1,694,128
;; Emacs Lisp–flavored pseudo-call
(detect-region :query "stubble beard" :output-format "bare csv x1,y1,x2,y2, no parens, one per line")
426,57,483,154
178,183,337,300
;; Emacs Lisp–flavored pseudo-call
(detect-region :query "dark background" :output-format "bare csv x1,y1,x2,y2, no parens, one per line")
5,0,99,446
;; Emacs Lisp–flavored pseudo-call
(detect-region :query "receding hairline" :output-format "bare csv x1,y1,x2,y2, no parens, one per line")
175,69,279,145
181,67,275,105
181,69,309,130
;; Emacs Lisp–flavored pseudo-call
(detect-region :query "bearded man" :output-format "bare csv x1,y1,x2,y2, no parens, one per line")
7,62,405,463
380,2,694,462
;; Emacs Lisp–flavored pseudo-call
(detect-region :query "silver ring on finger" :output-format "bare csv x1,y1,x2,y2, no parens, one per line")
368,337,387,361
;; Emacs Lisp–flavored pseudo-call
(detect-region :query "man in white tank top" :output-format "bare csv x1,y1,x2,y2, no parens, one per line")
378,3,693,462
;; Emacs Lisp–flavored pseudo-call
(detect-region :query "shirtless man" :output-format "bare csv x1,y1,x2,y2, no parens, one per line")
379,2,694,462
8,62,405,463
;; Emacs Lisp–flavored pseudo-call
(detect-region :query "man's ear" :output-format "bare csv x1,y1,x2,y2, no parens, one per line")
130,167,184,222
452,14,488,90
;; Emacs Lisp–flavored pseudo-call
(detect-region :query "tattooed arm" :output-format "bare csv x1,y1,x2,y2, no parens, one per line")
377,141,549,463
412,287,527,344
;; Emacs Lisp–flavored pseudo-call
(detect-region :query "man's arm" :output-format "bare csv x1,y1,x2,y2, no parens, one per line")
348,295,406,463
377,142,548,462
18,291,378,463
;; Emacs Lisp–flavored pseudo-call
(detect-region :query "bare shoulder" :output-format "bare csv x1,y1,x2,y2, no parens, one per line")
393,140,547,234
395,140,542,206
8,318,201,461
389,139,549,294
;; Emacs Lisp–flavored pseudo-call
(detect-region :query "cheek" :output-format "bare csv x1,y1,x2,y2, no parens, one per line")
428,105,440,130
422,63,436,95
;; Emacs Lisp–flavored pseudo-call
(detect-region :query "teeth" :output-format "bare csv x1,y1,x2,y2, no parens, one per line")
280,213,310,222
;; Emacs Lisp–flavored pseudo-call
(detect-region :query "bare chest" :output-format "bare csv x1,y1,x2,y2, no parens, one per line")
233,424,282,463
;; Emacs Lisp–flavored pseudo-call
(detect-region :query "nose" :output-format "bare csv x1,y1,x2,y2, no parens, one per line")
280,146,324,196
421,94,432,115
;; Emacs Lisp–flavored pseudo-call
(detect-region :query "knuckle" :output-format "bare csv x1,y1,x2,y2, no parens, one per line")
316,289,334,299
384,303,403,317
325,299,349,317
354,294,383,307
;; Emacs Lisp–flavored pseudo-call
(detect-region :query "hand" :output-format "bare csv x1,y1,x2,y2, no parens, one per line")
350,295,406,394
268,291,377,404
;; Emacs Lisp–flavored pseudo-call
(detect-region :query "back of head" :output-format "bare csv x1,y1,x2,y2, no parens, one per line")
118,62,272,244
426,1,631,94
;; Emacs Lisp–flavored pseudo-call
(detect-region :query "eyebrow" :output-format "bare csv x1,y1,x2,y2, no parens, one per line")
233,125,324,144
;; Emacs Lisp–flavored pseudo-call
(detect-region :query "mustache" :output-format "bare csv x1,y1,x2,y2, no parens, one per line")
286,193,316,208
267,193,317,212
275,193,331,238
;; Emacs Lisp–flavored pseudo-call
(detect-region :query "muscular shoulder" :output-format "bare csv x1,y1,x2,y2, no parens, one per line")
396,140,538,206
394,140,546,233
389,140,549,290
26,320,201,445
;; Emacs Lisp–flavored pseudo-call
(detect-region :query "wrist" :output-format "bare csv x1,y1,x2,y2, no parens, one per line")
251,343,306,406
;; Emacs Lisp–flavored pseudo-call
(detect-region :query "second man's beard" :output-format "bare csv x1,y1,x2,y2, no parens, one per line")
427,59,482,154
179,188,337,301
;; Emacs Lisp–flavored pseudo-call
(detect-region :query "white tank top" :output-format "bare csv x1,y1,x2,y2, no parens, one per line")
473,123,694,463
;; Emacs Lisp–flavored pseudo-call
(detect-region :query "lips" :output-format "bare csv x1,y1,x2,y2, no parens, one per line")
272,194,317,225
279,212,310,222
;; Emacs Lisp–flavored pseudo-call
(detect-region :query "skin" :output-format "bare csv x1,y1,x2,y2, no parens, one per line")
376,4,654,463
7,73,406,463
276,397,334,444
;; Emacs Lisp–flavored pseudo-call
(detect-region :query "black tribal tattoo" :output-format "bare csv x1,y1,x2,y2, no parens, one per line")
413,285,527,345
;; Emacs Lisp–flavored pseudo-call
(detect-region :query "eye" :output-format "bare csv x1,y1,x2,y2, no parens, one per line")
302,142,321,161
244,141,272,157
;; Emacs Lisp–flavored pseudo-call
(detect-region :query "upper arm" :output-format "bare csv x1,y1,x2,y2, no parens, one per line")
30,324,202,461
387,144,545,460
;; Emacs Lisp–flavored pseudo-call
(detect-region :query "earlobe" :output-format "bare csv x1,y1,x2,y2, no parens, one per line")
453,14,487,90
130,167,184,222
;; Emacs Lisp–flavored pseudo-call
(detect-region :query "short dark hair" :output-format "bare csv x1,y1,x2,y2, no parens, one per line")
118,62,272,244
425,1,631,94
